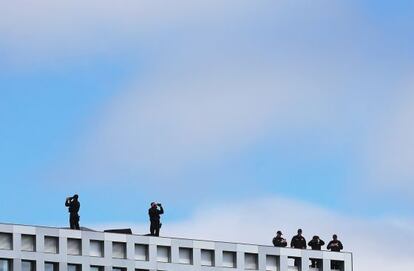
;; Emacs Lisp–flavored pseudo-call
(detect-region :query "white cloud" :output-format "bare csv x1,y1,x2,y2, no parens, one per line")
90,197,414,271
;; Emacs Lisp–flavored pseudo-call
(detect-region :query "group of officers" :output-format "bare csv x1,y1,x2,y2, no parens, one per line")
272,229,344,269
65,194,164,236
65,194,344,269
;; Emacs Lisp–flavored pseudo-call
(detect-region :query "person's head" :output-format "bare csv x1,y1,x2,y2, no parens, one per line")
297,229,303,236
277,231,282,237
73,194,79,200
333,234,338,240
151,202,157,208
313,235,318,240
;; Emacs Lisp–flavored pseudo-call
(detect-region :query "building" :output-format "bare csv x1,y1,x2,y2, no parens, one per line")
0,223,352,271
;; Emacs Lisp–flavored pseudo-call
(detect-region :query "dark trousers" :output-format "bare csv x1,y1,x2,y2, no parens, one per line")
310,259,320,268
70,213,80,230
294,258,301,268
331,261,341,270
150,220,161,236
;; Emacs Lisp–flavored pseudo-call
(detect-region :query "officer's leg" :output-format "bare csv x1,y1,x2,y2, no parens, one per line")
75,215,80,230
155,221,160,236
150,223,155,235
69,214,75,229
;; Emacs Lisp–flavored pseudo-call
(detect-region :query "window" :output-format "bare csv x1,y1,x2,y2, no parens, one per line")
156,246,171,263
0,233,12,250
134,244,148,261
245,253,258,270
89,241,104,257
44,236,59,254
21,235,36,252
67,239,82,255
0,259,12,271
90,266,103,271
67,264,81,271
266,255,277,271
22,261,35,271
179,247,193,265
45,262,58,271
112,268,126,271
222,251,237,268
112,242,126,259
201,249,215,266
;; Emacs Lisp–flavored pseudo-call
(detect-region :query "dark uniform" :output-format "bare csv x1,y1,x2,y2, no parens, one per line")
291,234,306,249
272,236,287,247
272,231,287,247
65,195,80,230
308,236,325,268
148,203,164,236
327,235,344,269
327,239,343,252
291,230,306,267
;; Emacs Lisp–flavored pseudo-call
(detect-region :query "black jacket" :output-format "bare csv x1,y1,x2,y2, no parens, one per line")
308,238,325,250
65,198,80,214
327,240,343,252
148,205,164,222
272,236,287,247
291,235,306,249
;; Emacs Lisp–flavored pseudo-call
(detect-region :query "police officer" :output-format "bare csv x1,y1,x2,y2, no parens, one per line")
291,229,306,249
291,229,306,267
272,231,287,247
65,194,80,230
327,234,344,269
308,235,325,268
148,202,164,236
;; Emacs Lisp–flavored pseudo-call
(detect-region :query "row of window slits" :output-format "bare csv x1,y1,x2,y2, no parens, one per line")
0,259,148,271
0,233,344,270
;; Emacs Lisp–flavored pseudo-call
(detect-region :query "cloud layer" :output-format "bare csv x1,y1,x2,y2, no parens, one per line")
92,197,414,271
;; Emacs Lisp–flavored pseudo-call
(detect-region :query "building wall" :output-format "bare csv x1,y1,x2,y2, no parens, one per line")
0,223,352,271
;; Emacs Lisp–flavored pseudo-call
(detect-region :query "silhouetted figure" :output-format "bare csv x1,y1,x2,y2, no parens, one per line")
308,235,325,268
65,194,80,230
272,231,287,247
327,234,344,269
291,229,307,249
291,229,307,267
148,202,164,236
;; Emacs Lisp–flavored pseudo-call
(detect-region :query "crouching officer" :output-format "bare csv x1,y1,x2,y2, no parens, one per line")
65,194,80,230
272,231,287,247
148,202,164,236
327,234,344,269
308,235,325,268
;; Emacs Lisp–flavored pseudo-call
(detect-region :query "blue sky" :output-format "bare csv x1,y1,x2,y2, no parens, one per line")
1,1,414,269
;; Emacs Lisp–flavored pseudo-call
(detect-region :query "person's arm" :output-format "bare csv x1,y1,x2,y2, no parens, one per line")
308,240,312,247
320,239,325,246
302,238,307,249
290,238,295,248
327,241,333,250
158,205,164,215
272,238,277,246
65,197,71,207
338,241,343,250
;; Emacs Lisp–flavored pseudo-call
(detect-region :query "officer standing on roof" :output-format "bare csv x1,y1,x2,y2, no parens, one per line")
148,202,164,236
65,194,80,230
327,234,344,269
291,229,306,249
272,231,287,247
291,229,306,267
308,235,325,268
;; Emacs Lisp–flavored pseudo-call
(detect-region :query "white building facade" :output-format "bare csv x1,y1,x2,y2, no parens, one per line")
0,223,352,271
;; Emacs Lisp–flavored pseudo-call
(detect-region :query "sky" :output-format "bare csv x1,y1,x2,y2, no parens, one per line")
1,1,414,270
